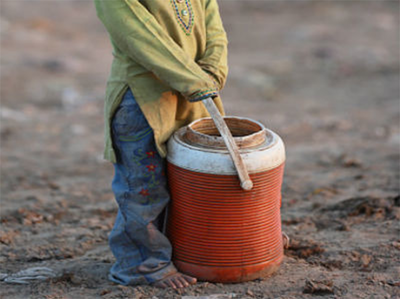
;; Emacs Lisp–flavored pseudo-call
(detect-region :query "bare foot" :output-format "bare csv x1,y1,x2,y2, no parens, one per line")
153,272,197,289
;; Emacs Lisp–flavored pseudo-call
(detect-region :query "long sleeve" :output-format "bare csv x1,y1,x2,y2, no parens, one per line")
197,0,228,91
94,0,218,102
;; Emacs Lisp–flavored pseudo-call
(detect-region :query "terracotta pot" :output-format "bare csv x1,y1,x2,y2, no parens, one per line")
167,116,285,283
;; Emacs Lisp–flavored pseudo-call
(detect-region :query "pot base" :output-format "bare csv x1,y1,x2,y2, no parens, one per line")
174,257,283,283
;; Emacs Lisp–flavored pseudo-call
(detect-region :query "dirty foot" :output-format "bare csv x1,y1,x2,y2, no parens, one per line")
153,272,197,289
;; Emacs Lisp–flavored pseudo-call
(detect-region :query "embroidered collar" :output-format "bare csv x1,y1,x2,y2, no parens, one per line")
170,0,194,36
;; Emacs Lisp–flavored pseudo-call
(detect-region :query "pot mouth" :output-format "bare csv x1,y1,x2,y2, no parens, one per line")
184,116,267,149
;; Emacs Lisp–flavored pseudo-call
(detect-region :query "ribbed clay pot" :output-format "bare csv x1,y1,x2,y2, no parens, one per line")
166,116,285,283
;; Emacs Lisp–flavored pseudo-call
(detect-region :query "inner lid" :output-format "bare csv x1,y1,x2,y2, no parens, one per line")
184,117,267,149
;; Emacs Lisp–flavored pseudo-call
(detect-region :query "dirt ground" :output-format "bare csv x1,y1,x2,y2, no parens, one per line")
1,1,399,298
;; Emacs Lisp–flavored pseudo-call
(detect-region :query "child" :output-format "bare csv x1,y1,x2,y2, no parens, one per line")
94,0,228,289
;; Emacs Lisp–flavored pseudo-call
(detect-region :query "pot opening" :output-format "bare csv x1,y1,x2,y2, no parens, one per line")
190,118,262,137
185,117,267,149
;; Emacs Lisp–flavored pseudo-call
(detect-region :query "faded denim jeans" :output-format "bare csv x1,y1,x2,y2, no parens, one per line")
109,88,177,285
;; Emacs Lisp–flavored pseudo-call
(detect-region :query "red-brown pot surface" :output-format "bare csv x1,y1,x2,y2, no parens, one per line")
166,117,285,283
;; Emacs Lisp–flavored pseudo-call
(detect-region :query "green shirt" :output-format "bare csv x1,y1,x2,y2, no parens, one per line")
95,0,228,163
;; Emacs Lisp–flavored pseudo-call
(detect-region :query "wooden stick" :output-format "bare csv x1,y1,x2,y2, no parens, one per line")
202,98,253,191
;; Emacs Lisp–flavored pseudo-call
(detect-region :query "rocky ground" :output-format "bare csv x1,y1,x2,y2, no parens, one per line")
1,1,399,298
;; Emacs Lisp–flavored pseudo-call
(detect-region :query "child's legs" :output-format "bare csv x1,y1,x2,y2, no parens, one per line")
109,88,176,285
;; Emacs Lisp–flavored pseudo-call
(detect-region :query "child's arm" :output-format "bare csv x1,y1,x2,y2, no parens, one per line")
197,0,228,91
94,0,218,102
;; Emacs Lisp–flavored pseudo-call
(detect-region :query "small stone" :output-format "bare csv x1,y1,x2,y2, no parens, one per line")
338,221,350,231
246,289,254,297
100,289,111,296
361,254,372,268
387,280,400,287
303,279,334,295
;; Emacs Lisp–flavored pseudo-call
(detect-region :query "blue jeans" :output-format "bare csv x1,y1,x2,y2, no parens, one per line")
108,88,177,285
